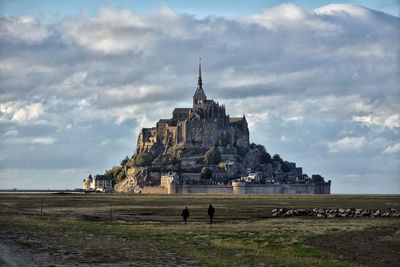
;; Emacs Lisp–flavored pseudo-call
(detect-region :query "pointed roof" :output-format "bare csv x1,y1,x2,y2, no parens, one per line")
193,58,207,100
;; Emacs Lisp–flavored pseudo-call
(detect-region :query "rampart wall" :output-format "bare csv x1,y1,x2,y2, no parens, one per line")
142,186,168,194
143,182,331,195
176,184,232,194
236,183,331,194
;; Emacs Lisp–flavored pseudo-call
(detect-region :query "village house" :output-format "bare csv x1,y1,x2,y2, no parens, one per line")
82,174,114,192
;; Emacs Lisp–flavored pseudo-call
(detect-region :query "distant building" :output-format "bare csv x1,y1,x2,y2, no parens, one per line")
82,174,114,192
240,173,263,183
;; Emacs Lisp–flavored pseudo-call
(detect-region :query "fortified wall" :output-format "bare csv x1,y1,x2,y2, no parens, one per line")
148,177,331,195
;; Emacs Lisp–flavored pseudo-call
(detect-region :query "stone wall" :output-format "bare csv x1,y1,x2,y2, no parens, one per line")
180,172,201,181
240,183,331,194
175,184,232,194
142,186,168,194
170,182,331,195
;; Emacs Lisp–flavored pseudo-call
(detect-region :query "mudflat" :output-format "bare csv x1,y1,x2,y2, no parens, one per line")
0,193,399,266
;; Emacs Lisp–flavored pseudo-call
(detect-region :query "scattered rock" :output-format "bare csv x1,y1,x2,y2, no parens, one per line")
271,207,400,218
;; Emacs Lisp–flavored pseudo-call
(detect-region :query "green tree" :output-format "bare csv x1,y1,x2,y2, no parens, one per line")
281,161,291,172
273,154,282,162
200,167,213,179
120,156,129,166
105,166,125,183
204,147,221,165
256,145,272,164
134,152,153,166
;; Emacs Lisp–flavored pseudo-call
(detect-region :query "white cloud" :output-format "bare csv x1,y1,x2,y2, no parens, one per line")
246,4,307,30
61,6,191,54
4,129,18,137
314,4,372,17
0,102,16,114
0,16,49,43
33,137,57,145
11,103,45,124
383,143,400,154
5,136,56,145
327,136,367,153
353,114,400,129
114,102,171,126
280,136,288,143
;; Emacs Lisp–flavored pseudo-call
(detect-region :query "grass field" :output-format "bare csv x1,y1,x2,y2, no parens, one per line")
1,194,399,266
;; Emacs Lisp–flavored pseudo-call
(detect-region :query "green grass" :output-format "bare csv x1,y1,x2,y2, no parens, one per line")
0,193,399,266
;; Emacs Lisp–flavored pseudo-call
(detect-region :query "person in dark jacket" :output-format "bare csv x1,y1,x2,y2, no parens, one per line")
208,204,215,224
181,206,190,224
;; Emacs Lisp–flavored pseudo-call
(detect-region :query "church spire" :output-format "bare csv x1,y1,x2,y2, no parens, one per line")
197,58,202,88
193,58,207,105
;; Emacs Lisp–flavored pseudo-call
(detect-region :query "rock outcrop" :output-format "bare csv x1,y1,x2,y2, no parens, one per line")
114,167,146,193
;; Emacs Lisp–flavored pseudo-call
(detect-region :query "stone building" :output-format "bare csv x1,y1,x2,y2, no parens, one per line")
82,174,114,192
136,62,250,155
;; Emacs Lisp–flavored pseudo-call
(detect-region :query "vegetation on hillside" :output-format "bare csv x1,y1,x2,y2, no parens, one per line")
204,147,221,165
200,167,213,179
104,140,302,187
132,152,153,167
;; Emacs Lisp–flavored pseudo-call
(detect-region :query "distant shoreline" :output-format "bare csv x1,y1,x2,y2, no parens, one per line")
0,189,399,196
0,189,82,193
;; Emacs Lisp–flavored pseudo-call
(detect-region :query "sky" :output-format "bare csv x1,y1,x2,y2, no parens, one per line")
0,1,399,193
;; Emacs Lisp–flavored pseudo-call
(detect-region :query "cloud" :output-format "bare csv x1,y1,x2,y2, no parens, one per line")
1,102,48,125
97,84,173,107
11,103,45,124
32,137,57,145
314,4,373,17
5,136,56,145
4,129,18,136
0,16,49,43
383,143,400,154
246,4,309,30
61,6,192,54
353,114,400,130
327,136,367,153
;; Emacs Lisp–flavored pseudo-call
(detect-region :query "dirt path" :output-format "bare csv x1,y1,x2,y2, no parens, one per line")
0,227,199,266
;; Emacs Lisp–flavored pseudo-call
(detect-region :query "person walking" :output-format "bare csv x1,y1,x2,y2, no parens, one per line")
208,204,215,224
181,206,190,224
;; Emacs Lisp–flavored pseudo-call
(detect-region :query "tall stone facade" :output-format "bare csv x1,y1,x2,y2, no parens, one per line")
136,62,250,155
